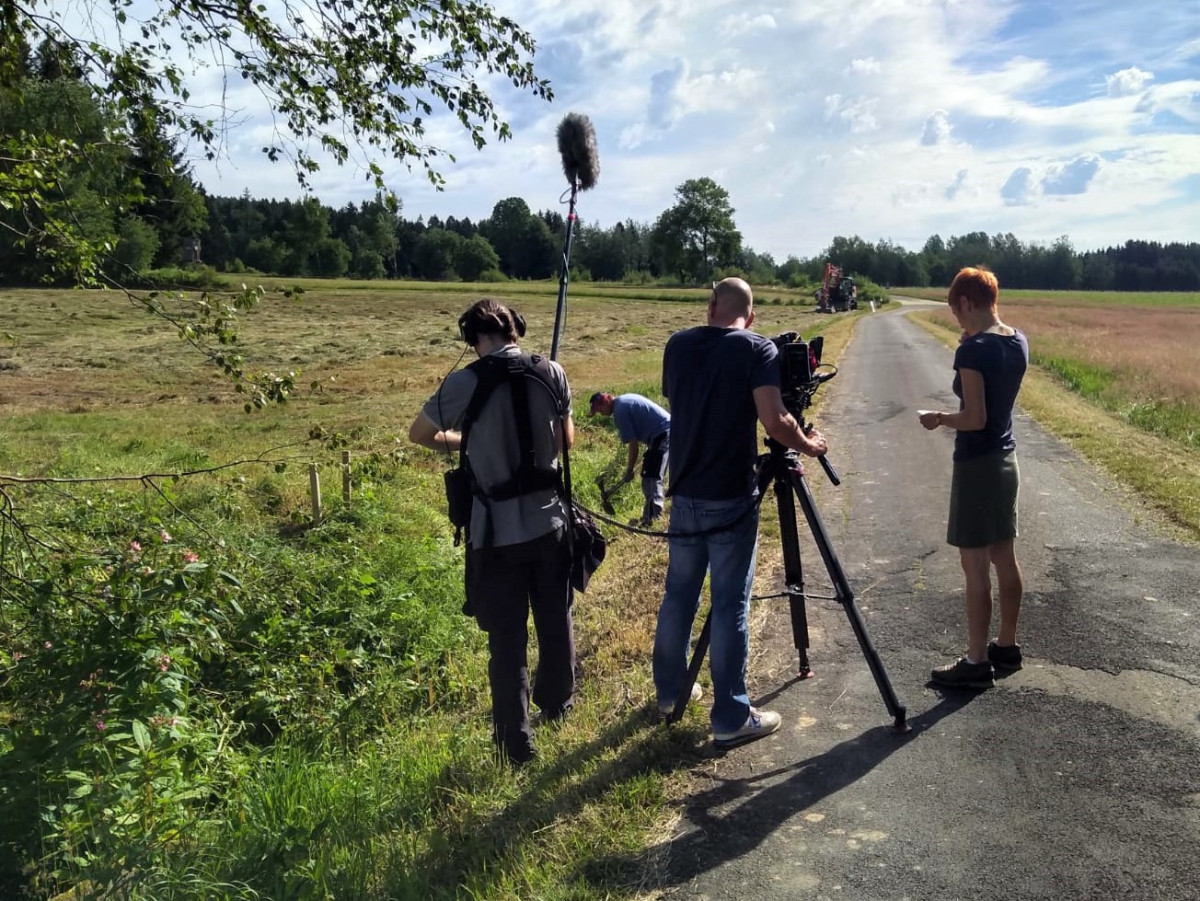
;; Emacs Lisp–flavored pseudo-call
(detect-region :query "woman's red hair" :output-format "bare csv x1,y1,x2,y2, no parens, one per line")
948,267,999,310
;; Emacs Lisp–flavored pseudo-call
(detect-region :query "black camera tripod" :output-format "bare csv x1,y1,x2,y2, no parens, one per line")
664,435,909,732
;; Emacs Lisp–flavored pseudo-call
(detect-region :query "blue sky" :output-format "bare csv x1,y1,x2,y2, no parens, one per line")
189,0,1200,260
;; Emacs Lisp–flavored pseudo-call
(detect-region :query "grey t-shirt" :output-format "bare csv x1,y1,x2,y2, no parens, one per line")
422,345,571,549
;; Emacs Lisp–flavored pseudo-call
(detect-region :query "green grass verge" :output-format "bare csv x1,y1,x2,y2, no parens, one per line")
1033,353,1199,451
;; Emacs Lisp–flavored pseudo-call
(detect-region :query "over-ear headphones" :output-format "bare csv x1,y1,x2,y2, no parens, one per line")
458,305,527,346
457,309,477,346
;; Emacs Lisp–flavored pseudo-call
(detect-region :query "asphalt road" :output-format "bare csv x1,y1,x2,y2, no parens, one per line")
654,303,1200,901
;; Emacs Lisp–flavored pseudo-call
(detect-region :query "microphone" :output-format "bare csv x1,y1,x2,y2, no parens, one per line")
556,113,600,191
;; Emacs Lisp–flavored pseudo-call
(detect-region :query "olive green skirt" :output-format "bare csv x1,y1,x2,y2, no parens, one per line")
947,450,1019,548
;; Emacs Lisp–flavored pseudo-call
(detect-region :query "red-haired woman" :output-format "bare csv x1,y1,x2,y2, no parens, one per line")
920,267,1029,689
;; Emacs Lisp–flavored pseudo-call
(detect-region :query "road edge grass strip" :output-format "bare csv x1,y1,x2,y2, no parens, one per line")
909,313,1200,544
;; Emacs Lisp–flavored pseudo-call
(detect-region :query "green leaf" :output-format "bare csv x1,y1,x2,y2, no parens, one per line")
133,720,150,752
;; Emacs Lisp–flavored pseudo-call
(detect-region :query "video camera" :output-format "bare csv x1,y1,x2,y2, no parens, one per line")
771,332,836,419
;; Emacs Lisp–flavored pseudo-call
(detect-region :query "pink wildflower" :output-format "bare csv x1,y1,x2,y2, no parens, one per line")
44,641,53,649
159,654,171,672
96,720,106,732
183,550,200,563
160,530,172,543
129,541,142,554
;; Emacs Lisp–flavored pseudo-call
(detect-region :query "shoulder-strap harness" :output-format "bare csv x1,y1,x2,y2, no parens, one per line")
457,352,567,547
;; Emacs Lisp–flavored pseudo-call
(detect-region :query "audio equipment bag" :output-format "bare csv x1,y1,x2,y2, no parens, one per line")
443,466,473,533
562,448,606,594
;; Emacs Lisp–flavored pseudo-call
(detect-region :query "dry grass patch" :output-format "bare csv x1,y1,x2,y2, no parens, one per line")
896,287,1200,308
1004,305,1200,403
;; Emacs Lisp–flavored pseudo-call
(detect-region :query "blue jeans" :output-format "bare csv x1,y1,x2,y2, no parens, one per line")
653,494,759,734
640,433,669,524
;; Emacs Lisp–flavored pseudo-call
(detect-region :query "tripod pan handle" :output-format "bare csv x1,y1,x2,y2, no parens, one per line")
818,454,841,486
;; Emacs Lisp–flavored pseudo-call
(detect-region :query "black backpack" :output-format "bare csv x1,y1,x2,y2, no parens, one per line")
445,352,565,548
443,352,605,592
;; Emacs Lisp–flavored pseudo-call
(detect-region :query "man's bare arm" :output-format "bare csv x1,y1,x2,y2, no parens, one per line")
409,412,461,453
752,385,828,457
625,441,640,478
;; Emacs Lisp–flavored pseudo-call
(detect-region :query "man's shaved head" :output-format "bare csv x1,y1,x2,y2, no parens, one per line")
708,277,754,327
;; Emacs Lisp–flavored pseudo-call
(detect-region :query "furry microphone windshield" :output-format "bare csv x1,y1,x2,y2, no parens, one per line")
556,113,600,191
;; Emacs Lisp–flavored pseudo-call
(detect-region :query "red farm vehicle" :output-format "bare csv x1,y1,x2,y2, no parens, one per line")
815,262,858,313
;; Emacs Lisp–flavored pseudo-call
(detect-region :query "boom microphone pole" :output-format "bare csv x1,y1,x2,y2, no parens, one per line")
551,113,600,361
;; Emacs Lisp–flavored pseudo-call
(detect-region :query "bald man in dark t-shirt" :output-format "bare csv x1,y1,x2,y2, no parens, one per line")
654,277,828,748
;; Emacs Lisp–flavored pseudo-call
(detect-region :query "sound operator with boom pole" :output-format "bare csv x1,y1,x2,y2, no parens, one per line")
409,299,576,768
654,277,828,749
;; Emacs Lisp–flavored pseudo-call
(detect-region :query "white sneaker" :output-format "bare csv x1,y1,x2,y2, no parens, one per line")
658,682,703,716
713,708,781,748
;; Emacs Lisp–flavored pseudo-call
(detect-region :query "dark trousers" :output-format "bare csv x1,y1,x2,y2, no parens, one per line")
465,527,575,761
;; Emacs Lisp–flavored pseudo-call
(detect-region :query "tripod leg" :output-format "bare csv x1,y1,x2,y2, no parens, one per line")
789,467,909,731
774,460,814,679
666,612,710,725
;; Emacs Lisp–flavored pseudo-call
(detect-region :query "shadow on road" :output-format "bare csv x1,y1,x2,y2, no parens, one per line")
578,692,978,893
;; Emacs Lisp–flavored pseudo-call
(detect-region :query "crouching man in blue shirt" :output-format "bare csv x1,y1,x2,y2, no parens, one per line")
589,391,670,527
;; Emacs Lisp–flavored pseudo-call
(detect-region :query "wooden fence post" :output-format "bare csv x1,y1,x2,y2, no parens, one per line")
341,451,352,507
309,463,322,522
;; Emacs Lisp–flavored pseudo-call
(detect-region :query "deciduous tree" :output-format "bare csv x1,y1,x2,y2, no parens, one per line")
454,234,501,281
650,178,741,284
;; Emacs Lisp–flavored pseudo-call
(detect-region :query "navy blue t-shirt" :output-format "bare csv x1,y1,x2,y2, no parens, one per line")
662,326,780,499
952,329,1029,462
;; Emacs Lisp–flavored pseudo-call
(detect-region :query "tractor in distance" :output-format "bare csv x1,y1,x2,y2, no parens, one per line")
815,262,858,313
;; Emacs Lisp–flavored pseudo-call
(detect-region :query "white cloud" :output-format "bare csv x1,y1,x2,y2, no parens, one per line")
1001,167,1038,206
945,169,969,200
892,181,933,208
848,57,881,76
720,12,777,36
1042,154,1102,195
1106,66,1154,97
921,110,953,146
1134,80,1200,124
823,94,843,121
824,94,879,133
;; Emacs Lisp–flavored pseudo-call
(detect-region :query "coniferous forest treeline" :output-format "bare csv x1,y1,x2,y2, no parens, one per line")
2,54,1198,292
189,193,1200,293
